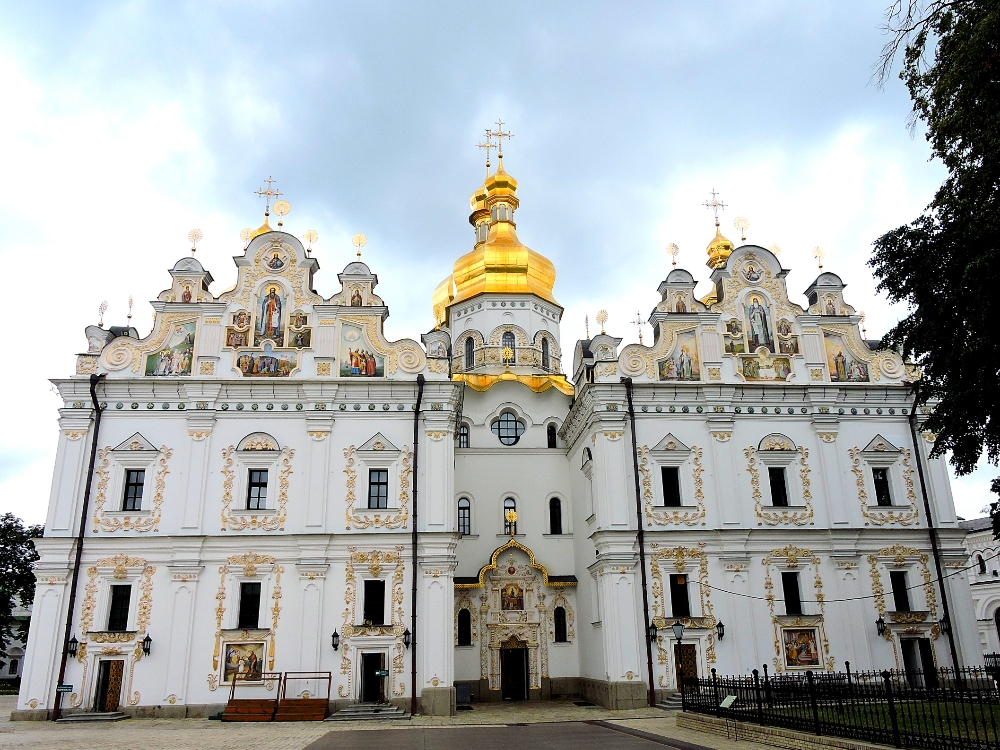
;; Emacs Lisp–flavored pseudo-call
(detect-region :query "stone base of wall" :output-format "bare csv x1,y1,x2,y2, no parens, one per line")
10,703,229,721
580,678,647,710
677,712,894,750
419,686,455,716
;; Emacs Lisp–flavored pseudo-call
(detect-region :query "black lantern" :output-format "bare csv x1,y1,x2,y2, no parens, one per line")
716,621,725,640
875,616,886,637
67,635,78,657
671,621,685,643
331,630,340,651
941,615,952,636
141,634,152,656
647,623,658,643
403,628,411,649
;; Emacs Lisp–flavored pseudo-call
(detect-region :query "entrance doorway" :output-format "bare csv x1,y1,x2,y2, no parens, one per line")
360,652,386,703
901,637,938,689
500,640,528,701
93,660,124,712
674,643,698,691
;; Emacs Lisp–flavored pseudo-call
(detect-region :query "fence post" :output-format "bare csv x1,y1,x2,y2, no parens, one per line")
680,668,686,712
882,670,902,749
752,668,762,725
712,668,720,717
762,663,771,707
807,670,821,736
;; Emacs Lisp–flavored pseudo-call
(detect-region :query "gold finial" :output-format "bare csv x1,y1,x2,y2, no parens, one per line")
240,228,253,247
734,216,749,243
187,228,203,256
493,119,513,167
813,246,825,269
303,229,318,256
127,296,133,324
352,233,367,260
585,315,590,339
273,200,290,228
860,311,867,338
666,243,680,267
704,188,727,227
477,129,496,178
98,301,108,328
255,176,282,218
502,346,514,369
632,311,645,345
505,508,518,535
769,243,781,256
596,309,608,334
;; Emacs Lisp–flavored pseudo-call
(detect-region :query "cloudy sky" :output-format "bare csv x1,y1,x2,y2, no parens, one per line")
0,1,992,524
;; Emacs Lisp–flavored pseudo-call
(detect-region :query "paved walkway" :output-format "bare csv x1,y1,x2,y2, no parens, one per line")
0,698,772,750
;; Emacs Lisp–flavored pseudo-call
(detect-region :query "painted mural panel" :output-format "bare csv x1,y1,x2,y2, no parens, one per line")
824,332,869,382
255,285,286,346
339,325,384,377
740,354,792,381
236,344,298,377
501,583,524,611
223,642,264,682
782,628,820,668
144,322,195,376
744,294,775,352
657,330,700,381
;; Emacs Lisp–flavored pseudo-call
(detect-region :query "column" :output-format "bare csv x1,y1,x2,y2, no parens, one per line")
708,421,740,525
18,573,69,713
417,537,457,715
47,411,94,533
161,566,202,711
295,564,328,697
812,416,846,524
304,416,334,528
182,413,215,530
593,423,631,528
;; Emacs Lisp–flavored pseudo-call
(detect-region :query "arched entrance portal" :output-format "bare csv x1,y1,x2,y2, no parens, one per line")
500,636,528,701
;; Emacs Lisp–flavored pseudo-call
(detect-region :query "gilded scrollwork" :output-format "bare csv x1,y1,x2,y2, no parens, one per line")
762,546,831,673
93,447,172,533
220,446,294,531
618,322,694,379
849,447,920,526
745,447,815,526
338,315,425,374
649,543,715,673
343,446,412,529
637,446,706,526
219,240,322,311
101,313,200,372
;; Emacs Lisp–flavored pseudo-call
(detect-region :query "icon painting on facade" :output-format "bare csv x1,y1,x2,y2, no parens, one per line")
782,628,820,668
744,295,775,352
144,322,195,376
824,333,869,382
340,325,384,377
237,344,297,376
741,351,792,381
265,251,287,271
223,642,264,683
501,583,524,611
255,286,285,346
658,330,700,381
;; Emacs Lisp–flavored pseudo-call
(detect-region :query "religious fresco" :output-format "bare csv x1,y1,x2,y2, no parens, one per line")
823,296,837,315
236,344,298,377
264,250,287,271
674,295,687,313
350,287,363,306
225,328,250,348
339,324,384,377
782,628,820,668
233,311,251,329
778,337,800,355
744,294,775,352
824,332,869,382
290,312,309,328
740,352,792,381
742,262,763,283
658,330,700,381
289,328,312,348
427,340,447,358
255,286,286,346
223,642,264,683
144,322,195,376
501,583,524,611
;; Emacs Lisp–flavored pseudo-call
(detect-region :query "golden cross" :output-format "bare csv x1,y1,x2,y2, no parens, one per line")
477,129,495,178
704,188,727,227
493,119,513,164
255,176,282,215
632,311,645,345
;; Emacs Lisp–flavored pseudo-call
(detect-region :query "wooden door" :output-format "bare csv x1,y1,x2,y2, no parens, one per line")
95,659,124,712
674,643,697,691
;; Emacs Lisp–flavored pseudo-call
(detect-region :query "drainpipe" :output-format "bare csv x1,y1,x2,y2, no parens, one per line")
410,374,425,715
52,373,106,720
621,377,657,707
907,395,961,670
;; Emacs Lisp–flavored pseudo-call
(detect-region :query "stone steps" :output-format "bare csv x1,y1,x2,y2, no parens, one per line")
56,711,129,723
656,693,684,711
325,703,410,721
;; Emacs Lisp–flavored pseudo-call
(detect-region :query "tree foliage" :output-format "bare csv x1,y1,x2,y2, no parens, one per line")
0,513,42,671
868,1,1000,512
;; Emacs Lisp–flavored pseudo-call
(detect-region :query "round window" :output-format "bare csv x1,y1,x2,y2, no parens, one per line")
491,412,525,446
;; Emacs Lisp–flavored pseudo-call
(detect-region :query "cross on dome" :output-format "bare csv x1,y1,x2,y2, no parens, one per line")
704,188,727,227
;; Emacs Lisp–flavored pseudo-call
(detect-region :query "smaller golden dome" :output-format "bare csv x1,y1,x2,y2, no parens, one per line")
249,215,272,240
485,162,518,192
706,226,735,269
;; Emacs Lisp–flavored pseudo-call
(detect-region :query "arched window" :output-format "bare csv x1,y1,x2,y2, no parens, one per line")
502,331,516,363
464,337,475,371
458,423,470,449
457,608,472,646
492,412,524,446
547,423,557,448
549,497,562,535
554,607,568,643
504,497,517,535
458,497,471,536
979,555,987,574
541,338,551,370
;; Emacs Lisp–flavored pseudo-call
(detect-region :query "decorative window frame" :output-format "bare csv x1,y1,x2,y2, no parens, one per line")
207,552,283,691
638,434,705,526
849,436,920,526
455,590,479,647
92,434,172,533
343,434,412,530
548,591,575,645
221,434,294,531
762,546,833,673
867,544,939,665
745,434,814,526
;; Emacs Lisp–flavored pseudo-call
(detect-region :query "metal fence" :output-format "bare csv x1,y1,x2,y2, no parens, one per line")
682,664,1000,750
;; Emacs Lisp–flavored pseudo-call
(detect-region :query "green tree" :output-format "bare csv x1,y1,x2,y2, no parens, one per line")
0,514,42,672
868,1,1000,527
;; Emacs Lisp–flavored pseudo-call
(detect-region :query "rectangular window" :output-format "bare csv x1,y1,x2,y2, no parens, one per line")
669,574,691,618
458,503,471,536
8,659,18,675
363,580,386,625
872,468,892,506
781,571,802,616
246,469,268,510
107,584,131,631
890,570,911,612
661,467,682,507
768,467,789,507
238,581,262,628
122,469,145,512
368,469,389,509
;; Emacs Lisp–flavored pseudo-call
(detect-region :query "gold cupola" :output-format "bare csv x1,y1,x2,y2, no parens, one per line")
706,226,735,269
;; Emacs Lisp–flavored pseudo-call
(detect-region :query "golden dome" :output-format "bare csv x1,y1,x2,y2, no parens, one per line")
432,275,455,328
249,215,272,240
706,226,735,269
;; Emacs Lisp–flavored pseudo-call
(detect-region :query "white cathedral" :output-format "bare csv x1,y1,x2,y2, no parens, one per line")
14,155,981,720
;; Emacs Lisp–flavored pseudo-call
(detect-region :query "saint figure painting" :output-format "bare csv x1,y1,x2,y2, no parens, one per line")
339,325,384,377
501,584,524,611
782,628,820,667
823,332,869,382
256,286,285,346
223,642,265,683
144,322,196,376
744,295,775,352
658,330,700,381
